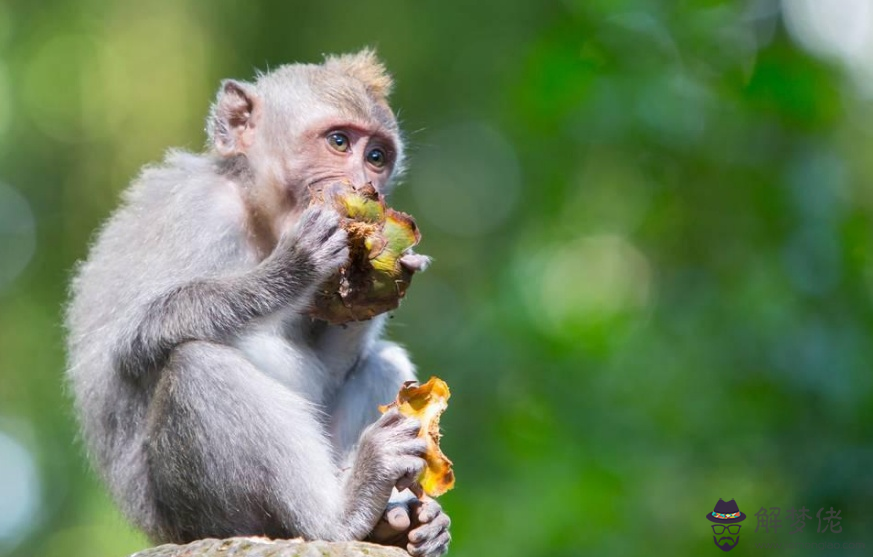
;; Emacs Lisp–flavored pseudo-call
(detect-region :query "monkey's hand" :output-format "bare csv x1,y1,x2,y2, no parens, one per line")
265,207,349,306
367,488,451,557
399,253,432,273
341,408,428,540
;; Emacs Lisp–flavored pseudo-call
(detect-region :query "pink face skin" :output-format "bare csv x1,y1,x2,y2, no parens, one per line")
297,120,400,193
249,117,400,244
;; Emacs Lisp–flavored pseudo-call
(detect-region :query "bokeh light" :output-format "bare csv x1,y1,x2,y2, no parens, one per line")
0,183,36,291
783,0,873,92
783,0,873,63
516,234,652,339
0,428,41,550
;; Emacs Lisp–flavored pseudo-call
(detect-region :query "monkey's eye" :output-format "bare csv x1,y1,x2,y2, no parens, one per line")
367,148,387,169
327,132,351,153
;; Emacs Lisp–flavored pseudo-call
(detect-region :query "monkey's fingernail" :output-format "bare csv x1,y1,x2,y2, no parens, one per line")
387,507,410,530
410,483,424,499
399,254,430,272
418,505,438,522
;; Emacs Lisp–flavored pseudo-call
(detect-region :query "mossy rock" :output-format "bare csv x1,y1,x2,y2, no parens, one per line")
130,537,409,557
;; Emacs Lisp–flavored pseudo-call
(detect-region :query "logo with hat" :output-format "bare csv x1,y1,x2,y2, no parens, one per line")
706,499,746,552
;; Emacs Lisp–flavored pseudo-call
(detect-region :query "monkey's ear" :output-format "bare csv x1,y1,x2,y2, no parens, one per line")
324,48,393,100
208,80,260,157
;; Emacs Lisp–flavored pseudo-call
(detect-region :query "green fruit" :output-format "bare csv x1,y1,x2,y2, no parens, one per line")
308,181,426,324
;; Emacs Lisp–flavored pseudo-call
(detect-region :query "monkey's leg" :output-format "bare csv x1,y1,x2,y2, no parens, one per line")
328,340,416,454
328,342,451,557
147,340,348,543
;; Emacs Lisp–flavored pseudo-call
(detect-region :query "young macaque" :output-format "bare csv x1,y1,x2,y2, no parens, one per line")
64,49,449,557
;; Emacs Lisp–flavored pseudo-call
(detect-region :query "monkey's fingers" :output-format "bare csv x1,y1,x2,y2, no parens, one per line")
394,452,427,492
412,496,442,523
386,505,411,531
395,470,419,492
368,503,412,545
399,253,431,273
407,510,451,557
407,530,450,557
409,482,424,499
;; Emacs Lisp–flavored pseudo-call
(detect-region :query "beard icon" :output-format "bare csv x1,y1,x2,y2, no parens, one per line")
713,534,740,552
707,499,746,552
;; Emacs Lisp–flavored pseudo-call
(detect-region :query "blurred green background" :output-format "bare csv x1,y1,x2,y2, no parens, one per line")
2,0,873,556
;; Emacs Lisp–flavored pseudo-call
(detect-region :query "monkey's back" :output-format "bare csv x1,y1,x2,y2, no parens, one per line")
64,150,255,529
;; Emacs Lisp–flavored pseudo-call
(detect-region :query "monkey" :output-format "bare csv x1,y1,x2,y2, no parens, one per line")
64,49,450,557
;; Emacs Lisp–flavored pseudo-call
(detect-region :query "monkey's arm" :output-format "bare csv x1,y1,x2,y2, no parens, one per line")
329,341,451,557
117,208,348,376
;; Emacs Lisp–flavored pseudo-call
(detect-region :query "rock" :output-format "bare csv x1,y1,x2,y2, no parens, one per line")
130,537,409,557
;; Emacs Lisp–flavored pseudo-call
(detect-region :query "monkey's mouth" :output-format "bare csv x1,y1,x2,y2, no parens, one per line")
306,178,377,200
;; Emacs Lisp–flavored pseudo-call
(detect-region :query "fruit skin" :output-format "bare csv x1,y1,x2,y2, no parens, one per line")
308,181,426,325
379,377,455,498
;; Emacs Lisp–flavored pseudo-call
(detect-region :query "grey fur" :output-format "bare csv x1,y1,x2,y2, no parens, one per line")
64,52,448,555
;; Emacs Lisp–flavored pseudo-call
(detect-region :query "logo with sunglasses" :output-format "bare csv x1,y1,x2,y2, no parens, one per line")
706,499,746,552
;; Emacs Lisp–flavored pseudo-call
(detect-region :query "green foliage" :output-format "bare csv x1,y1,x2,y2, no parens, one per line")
1,1,872,556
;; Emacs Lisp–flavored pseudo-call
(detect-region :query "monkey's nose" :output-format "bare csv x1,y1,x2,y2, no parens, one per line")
353,171,370,187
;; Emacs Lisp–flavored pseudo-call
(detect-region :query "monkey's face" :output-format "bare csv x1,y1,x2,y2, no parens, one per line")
209,53,404,235
269,106,402,200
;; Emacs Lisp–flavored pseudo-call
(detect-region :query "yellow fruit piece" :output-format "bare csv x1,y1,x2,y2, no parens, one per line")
379,377,455,497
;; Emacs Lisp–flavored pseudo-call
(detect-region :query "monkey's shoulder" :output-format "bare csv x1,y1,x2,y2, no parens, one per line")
124,150,247,230
72,152,255,303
